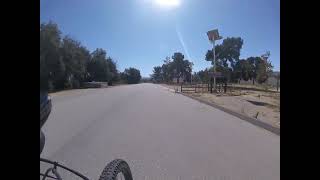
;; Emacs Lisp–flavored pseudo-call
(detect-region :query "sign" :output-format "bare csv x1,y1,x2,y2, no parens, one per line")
207,29,222,41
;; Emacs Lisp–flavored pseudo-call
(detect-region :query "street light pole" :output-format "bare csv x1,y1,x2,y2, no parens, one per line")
212,39,216,91
207,29,222,93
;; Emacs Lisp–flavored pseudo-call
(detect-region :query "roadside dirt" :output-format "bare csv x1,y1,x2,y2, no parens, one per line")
161,84,280,128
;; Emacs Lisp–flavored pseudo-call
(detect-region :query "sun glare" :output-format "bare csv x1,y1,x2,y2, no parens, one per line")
155,0,180,8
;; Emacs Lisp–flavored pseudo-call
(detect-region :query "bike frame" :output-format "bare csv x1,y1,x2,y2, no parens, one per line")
40,158,90,180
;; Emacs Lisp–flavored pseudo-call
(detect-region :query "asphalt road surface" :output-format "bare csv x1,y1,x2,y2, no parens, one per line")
41,83,280,180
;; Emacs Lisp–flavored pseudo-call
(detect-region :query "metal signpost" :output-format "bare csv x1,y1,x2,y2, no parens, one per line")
207,29,222,92
208,71,223,93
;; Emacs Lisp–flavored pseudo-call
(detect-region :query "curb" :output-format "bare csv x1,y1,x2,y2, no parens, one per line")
180,93,280,136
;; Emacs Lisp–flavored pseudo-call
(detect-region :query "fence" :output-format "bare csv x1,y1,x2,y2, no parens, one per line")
180,83,279,94
180,83,227,93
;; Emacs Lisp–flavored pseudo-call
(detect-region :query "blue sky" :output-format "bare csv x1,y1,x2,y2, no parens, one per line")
40,0,280,77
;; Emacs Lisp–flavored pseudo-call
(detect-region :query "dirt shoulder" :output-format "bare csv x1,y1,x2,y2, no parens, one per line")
161,84,280,129
49,84,129,97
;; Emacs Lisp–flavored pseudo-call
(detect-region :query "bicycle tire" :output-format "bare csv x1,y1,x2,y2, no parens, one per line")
99,159,133,180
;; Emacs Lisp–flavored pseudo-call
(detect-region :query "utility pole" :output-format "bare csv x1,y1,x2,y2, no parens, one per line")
212,39,216,91
207,29,222,92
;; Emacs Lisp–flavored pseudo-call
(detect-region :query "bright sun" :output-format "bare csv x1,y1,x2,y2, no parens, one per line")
155,0,180,8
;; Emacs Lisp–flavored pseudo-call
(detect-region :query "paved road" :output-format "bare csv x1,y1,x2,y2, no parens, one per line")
41,83,280,180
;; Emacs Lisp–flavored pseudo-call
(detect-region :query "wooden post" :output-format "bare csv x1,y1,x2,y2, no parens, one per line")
276,76,279,92
210,78,213,93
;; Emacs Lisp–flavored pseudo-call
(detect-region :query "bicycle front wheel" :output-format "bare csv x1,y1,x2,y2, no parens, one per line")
99,159,133,180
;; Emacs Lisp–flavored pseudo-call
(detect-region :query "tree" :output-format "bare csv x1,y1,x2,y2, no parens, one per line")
171,52,193,83
205,45,226,67
40,21,122,91
234,59,251,82
87,49,119,84
219,37,244,69
205,37,244,82
247,56,260,84
87,48,112,82
60,36,90,88
161,57,173,83
119,72,127,83
197,69,210,83
151,54,193,84
182,59,193,82
256,59,273,84
123,68,141,84
141,77,151,83
192,72,201,83
40,21,64,91
106,57,119,85
151,66,163,83
171,52,185,83
246,55,273,84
